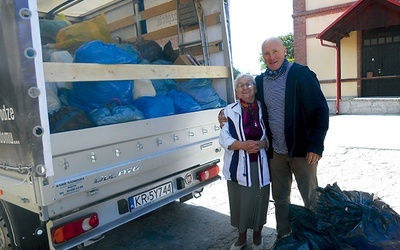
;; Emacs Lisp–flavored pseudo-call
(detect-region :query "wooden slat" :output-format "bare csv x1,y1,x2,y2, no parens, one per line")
124,11,220,42
108,15,135,32
109,6,220,41
205,12,221,26
126,26,177,42
183,12,221,32
140,1,177,20
43,63,230,82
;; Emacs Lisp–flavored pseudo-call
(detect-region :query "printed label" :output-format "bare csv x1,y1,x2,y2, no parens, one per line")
56,177,85,196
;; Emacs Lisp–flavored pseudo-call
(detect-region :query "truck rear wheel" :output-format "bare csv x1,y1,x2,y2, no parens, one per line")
0,201,49,250
0,206,13,250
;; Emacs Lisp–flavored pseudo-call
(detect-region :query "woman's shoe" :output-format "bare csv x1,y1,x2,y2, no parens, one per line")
252,238,263,250
230,240,247,250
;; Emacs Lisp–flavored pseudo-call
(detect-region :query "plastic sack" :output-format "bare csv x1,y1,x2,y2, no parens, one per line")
55,13,113,53
133,79,156,100
39,19,69,45
134,95,175,119
135,39,163,62
117,43,142,64
276,184,400,249
49,106,95,133
151,79,177,95
71,41,137,112
167,89,202,114
89,104,144,126
74,40,140,64
50,50,73,89
151,59,173,65
54,13,72,25
177,78,226,110
163,40,179,63
310,183,400,249
274,204,346,250
46,83,61,114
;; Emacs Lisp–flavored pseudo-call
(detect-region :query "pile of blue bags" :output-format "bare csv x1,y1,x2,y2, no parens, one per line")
48,40,226,131
274,183,400,250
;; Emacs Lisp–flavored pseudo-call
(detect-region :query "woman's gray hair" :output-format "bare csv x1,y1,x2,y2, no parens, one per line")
234,73,255,89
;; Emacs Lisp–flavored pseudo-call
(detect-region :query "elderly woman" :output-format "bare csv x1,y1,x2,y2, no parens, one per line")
219,74,270,250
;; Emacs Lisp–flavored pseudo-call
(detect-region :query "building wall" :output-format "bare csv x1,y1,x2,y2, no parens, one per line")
305,0,355,11
293,0,359,98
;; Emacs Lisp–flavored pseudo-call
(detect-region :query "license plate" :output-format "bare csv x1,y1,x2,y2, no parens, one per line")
128,182,173,210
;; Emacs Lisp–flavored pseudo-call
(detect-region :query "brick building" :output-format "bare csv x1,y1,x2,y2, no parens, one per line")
293,0,400,113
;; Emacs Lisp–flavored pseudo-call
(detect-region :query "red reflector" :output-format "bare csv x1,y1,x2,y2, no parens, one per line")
197,165,219,181
52,213,99,244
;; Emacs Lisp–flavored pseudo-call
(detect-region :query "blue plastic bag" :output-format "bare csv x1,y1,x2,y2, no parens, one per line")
134,95,175,119
74,40,140,64
71,41,138,112
177,78,226,110
167,89,202,114
89,104,144,126
116,43,142,64
151,79,177,95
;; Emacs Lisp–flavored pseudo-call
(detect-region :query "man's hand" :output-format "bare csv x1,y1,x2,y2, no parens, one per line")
218,109,227,128
306,152,321,164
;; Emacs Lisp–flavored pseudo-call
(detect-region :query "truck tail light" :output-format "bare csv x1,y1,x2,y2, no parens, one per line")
52,213,99,244
197,165,219,181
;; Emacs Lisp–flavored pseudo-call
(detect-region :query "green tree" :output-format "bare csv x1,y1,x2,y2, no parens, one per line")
259,33,294,70
232,66,241,79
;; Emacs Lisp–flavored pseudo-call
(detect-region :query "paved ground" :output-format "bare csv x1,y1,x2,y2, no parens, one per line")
84,115,400,250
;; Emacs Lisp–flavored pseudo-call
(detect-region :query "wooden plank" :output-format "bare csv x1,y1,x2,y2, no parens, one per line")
140,1,176,20
126,26,177,42
205,12,221,26
108,15,135,32
109,6,219,40
43,62,230,82
184,12,220,32
125,11,220,42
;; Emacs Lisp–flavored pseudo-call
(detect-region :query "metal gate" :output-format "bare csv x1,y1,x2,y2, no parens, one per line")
362,25,400,97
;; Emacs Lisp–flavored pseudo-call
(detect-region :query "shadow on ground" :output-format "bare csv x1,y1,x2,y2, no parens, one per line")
84,199,276,250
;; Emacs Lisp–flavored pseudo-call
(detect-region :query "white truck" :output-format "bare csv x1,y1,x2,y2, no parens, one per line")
0,0,234,249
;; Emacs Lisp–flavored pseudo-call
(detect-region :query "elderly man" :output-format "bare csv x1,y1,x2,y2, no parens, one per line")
255,37,329,242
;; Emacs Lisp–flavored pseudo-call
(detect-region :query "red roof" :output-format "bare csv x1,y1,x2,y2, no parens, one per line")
317,0,400,43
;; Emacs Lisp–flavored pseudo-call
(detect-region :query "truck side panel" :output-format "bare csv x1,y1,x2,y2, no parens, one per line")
0,0,53,212
1,0,234,249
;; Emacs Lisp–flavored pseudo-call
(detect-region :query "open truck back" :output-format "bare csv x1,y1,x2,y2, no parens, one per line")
0,0,235,249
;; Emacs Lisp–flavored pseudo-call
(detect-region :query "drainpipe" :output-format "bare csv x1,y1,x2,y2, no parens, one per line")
319,39,341,114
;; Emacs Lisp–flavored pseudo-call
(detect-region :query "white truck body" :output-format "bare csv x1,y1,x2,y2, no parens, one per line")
0,0,234,249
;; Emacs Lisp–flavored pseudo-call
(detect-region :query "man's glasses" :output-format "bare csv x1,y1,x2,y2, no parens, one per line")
237,82,254,89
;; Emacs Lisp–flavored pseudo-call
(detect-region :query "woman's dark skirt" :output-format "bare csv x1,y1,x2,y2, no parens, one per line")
227,162,270,233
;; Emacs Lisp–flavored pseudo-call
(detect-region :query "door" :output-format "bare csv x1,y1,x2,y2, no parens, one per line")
361,26,400,97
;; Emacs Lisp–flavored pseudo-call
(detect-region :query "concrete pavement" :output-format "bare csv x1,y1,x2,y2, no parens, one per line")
82,115,400,250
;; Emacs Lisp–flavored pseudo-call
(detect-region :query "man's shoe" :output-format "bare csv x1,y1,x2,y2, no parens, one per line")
230,240,247,250
277,230,292,240
271,230,292,249
252,238,263,250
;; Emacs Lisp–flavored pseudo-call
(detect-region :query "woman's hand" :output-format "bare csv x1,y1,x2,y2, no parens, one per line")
228,140,268,154
245,140,267,154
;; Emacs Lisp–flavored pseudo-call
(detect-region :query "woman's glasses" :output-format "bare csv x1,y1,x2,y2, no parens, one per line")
237,82,254,89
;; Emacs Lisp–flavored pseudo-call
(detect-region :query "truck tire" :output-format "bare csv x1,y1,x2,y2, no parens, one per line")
0,201,49,250
0,204,13,250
